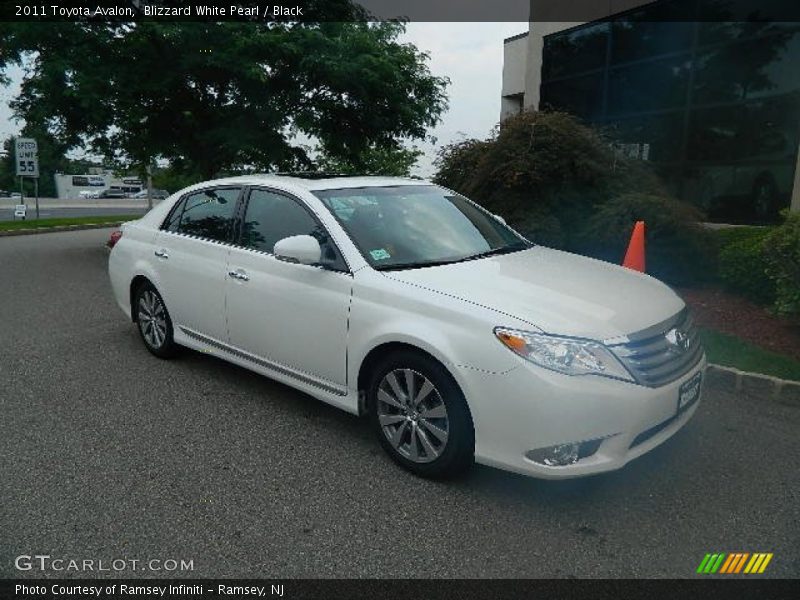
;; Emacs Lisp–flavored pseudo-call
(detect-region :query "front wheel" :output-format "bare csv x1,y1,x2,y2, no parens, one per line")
368,351,474,479
134,282,178,358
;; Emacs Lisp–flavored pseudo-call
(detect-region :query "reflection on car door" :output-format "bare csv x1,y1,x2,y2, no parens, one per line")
226,187,352,390
152,187,241,344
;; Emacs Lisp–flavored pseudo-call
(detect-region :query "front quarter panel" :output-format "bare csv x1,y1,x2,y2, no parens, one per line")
348,268,525,390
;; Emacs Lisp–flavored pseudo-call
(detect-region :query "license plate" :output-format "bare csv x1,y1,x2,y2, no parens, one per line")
678,371,702,413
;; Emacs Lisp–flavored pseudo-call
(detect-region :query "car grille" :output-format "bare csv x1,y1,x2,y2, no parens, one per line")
607,308,703,388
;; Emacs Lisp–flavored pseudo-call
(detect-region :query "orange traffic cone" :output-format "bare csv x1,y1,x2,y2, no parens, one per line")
622,221,646,272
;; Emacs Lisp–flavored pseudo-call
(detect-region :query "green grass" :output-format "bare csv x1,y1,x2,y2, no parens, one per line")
0,215,140,232
700,328,800,382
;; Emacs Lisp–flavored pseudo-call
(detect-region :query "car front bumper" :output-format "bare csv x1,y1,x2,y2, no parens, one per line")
457,355,706,479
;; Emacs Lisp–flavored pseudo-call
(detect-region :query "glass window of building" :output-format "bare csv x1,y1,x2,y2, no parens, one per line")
540,72,605,120
687,104,744,161
607,54,692,115
612,20,695,65
603,112,686,163
698,1,800,45
693,31,800,104
542,22,608,81
611,0,697,66
538,0,800,222
689,96,800,162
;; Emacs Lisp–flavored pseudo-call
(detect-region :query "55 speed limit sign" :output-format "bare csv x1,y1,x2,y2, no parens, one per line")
15,137,39,177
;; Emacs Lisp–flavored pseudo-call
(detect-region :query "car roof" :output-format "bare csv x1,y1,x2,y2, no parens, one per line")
184,174,432,192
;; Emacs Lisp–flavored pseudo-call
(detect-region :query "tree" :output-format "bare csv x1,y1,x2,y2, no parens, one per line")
315,143,423,176
0,12,448,180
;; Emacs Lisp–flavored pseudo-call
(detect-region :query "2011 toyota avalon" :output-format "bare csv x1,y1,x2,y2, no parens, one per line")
108,175,705,479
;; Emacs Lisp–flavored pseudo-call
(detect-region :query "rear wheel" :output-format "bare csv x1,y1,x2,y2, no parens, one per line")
368,350,474,478
134,282,178,358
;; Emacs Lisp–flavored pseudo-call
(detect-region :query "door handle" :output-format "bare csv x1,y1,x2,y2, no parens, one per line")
228,269,250,282
154,249,169,259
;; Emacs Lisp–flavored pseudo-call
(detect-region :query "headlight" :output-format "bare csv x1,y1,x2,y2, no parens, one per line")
494,327,634,382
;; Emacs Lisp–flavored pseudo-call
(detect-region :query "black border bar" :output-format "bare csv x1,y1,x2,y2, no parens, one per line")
3,0,800,23
3,579,800,600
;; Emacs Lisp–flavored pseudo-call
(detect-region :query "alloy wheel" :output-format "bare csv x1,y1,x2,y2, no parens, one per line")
138,290,167,349
376,368,449,463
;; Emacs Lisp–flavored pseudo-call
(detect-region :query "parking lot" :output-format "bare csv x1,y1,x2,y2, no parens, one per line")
1,228,798,578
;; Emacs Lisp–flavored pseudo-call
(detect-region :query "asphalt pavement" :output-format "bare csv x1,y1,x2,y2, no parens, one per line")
1,229,798,579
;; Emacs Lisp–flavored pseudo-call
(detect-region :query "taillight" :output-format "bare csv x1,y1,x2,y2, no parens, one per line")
108,230,123,248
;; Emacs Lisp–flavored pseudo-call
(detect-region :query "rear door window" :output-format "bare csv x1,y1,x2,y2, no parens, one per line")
163,187,240,243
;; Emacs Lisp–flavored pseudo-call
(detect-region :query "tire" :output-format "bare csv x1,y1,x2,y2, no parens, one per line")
133,281,178,359
368,350,474,479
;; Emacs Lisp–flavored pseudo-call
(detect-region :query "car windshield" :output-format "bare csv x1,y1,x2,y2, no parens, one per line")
314,185,531,270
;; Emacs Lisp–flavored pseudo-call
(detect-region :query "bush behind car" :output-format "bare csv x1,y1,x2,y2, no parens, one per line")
433,110,713,286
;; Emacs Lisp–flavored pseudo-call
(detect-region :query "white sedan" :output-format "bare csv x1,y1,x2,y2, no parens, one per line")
108,175,705,479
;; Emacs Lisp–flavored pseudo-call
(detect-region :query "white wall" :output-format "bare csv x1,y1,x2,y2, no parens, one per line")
501,35,527,97
500,33,529,120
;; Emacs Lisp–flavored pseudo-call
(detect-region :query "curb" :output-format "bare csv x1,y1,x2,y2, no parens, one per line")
0,222,125,237
706,363,800,405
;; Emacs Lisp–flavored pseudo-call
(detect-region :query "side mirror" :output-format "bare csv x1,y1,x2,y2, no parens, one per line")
273,235,322,265
493,213,507,225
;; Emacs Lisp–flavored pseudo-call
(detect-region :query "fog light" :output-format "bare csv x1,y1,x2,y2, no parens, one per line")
526,442,580,467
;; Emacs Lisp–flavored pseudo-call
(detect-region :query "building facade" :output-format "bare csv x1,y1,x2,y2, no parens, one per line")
502,0,800,222
54,172,142,199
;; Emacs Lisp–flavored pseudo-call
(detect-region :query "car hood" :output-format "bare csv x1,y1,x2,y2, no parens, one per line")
383,246,685,340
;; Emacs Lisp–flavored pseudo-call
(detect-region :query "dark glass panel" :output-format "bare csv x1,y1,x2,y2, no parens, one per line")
607,54,692,115
603,111,686,163
698,0,800,45
542,22,608,81
612,21,695,64
540,72,605,119
611,0,698,65
693,31,800,104
688,94,800,162
687,104,743,161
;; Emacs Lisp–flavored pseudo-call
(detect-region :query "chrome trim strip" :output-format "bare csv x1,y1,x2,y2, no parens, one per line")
606,307,702,388
603,307,688,346
179,326,347,397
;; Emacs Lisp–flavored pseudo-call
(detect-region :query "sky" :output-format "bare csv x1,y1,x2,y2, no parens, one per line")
0,22,527,176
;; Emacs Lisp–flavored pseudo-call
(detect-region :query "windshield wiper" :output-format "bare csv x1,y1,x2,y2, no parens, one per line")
373,258,466,271
460,243,531,262
373,243,531,271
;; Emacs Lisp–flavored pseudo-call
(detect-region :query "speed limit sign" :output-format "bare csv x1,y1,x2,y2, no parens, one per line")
15,137,39,177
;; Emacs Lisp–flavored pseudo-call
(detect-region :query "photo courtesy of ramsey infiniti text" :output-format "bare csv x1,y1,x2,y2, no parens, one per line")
108,175,706,479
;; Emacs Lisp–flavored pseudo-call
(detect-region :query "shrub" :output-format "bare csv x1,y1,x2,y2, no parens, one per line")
433,109,718,286
578,193,717,286
716,227,775,305
762,213,800,317
434,110,668,248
